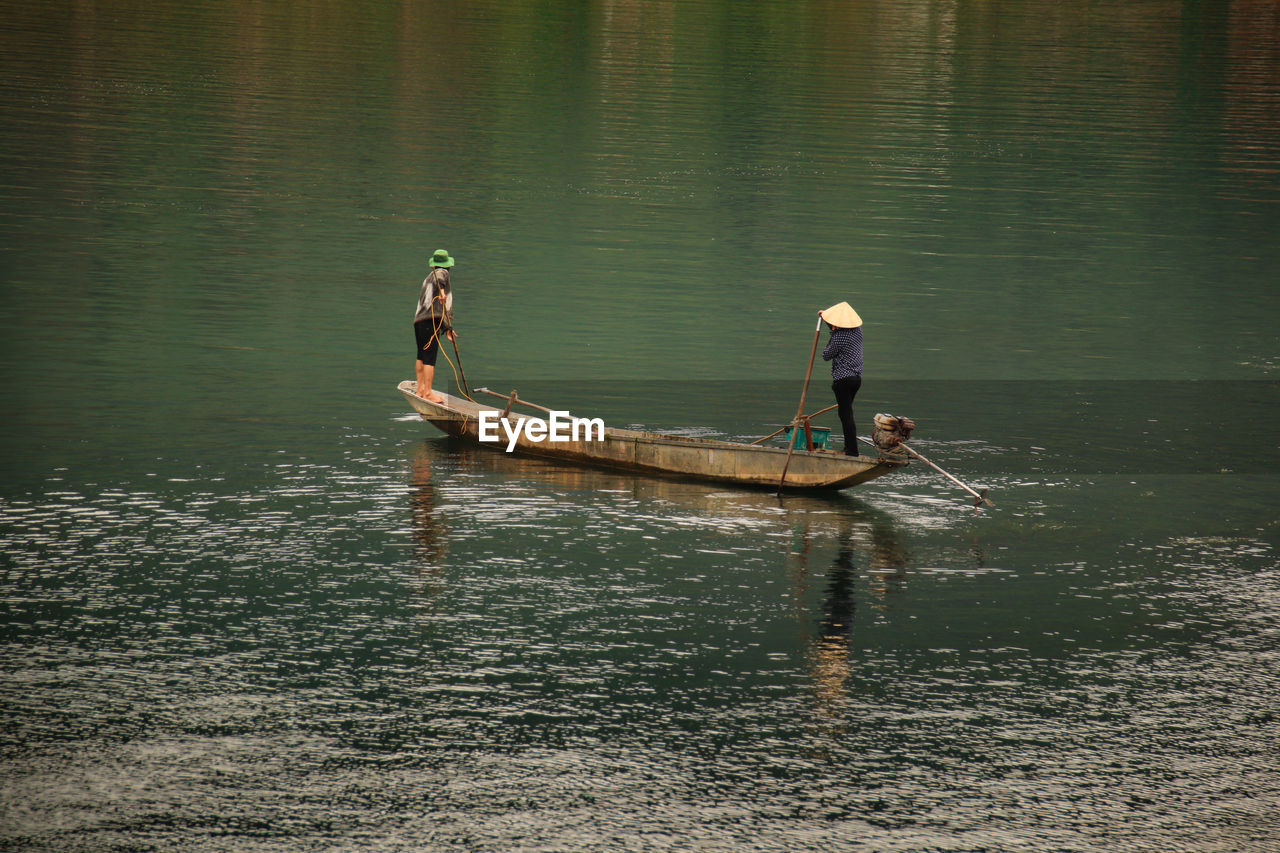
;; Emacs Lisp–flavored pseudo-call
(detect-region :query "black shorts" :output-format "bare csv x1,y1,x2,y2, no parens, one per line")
415,320,445,366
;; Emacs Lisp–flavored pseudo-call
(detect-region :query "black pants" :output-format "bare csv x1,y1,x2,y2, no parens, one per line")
832,376,862,455
415,319,444,366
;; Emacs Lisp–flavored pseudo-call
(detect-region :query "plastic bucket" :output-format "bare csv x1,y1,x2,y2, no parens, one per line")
783,425,831,450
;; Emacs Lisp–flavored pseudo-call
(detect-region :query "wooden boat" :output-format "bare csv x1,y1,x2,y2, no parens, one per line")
397,380,906,491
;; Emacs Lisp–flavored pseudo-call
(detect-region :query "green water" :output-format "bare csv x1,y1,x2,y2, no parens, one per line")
2,1,1278,850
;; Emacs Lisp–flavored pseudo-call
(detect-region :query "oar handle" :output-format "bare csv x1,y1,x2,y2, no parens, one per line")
450,335,471,395
778,316,825,492
793,316,823,421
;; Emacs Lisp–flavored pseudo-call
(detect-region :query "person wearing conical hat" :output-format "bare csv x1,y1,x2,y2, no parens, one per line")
414,249,457,402
819,302,864,456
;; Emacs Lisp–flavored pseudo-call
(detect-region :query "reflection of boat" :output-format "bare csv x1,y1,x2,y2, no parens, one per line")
397,382,906,491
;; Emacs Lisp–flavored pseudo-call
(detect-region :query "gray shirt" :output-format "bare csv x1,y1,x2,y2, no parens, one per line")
414,267,453,329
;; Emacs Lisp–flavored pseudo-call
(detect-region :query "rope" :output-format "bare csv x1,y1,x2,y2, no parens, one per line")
419,275,477,404
438,339,476,404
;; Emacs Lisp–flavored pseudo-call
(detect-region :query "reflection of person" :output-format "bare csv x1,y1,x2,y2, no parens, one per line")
808,543,857,733
807,508,908,730
414,249,457,403
818,302,863,456
409,448,448,568
819,546,858,642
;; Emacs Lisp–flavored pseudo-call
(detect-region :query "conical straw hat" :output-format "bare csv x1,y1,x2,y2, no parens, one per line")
820,302,862,328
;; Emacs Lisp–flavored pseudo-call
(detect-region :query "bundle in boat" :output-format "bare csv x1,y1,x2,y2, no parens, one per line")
872,413,916,453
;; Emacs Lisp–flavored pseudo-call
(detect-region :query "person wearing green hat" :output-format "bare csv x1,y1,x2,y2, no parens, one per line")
414,249,457,402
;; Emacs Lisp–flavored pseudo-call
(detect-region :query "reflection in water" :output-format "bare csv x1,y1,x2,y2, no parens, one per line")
804,508,909,742
808,544,858,738
863,515,910,608
820,547,858,640
408,443,448,602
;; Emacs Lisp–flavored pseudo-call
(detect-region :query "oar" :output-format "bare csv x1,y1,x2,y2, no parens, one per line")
449,333,471,396
777,316,824,494
793,315,823,422
899,442,993,508
474,387,561,418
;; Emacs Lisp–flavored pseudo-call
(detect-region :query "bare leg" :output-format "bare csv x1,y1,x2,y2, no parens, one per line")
421,364,445,403
415,360,428,397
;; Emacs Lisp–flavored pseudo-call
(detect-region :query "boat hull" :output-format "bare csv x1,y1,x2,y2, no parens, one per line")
397,381,905,491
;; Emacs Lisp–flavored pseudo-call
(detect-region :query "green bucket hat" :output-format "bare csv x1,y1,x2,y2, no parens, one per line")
429,248,455,268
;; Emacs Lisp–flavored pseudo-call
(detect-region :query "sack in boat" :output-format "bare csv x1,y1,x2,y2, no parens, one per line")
872,413,915,450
